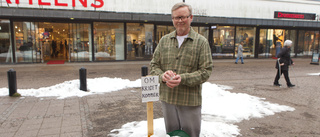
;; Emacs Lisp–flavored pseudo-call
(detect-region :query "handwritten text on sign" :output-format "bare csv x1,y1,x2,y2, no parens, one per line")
141,76,159,103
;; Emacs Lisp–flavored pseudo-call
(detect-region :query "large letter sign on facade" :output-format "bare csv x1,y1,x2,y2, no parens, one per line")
91,0,103,8
141,76,159,103
5,0,104,8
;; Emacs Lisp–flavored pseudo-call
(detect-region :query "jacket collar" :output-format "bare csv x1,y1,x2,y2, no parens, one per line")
169,27,196,41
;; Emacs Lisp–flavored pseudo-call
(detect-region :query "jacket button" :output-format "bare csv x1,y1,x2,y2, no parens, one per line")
176,57,179,60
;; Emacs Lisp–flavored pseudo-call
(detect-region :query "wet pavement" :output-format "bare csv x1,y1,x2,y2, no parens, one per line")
0,58,319,137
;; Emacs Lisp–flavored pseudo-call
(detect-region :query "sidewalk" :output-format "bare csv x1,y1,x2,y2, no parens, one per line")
0,58,319,137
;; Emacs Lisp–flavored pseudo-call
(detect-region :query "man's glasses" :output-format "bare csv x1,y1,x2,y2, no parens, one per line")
172,15,191,21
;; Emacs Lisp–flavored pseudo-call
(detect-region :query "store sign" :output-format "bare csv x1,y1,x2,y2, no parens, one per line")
5,0,104,8
274,11,316,20
311,53,319,65
141,76,159,103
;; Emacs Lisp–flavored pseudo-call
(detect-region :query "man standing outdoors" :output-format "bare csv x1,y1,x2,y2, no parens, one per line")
150,2,213,137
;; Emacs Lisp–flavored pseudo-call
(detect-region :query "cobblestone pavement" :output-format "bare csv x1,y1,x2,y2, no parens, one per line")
0,59,319,137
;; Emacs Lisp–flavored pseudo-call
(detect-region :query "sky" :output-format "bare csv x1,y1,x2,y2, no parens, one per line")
0,77,297,137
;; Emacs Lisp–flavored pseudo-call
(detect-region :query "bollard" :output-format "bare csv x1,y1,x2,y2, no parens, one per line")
141,66,148,77
79,67,87,91
7,69,17,96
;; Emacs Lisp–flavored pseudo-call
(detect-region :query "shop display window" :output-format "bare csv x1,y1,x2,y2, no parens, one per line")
259,29,295,58
284,30,297,57
193,26,209,40
258,29,270,58
212,26,235,58
236,27,255,58
127,23,154,60
297,30,319,57
0,19,12,63
94,22,124,61
13,22,41,63
69,23,92,62
199,26,209,40
156,25,175,43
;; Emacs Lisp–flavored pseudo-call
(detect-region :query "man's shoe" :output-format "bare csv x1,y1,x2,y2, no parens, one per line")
235,62,238,64
273,83,281,86
288,84,295,88
241,62,244,64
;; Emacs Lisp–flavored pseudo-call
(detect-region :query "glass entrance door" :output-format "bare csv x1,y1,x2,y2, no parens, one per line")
38,22,71,62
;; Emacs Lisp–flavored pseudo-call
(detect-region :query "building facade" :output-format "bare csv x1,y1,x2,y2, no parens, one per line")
0,0,320,63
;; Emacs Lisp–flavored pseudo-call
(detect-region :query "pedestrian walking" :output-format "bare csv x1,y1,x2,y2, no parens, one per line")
235,41,244,64
273,40,295,88
150,2,213,137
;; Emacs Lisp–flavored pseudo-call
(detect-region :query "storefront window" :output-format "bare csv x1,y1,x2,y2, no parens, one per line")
259,29,293,58
94,22,124,61
14,22,41,63
212,26,235,58
199,26,209,40
315,31,320,54
156,25,175,42
284,30,297,57
69,23,92,62
193,26,209,39
297,30,319,57
258,29,270,58
0,19,12,63
236,27,255,58
126,23,154,60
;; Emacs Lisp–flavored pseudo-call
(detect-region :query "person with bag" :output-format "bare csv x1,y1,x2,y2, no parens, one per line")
273,40,295,88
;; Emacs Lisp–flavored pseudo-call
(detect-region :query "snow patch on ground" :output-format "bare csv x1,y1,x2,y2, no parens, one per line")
0,77,295,137
308,72,320,76
0,77,140,99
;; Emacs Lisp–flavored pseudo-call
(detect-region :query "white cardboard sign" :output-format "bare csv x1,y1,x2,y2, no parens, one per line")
141,76,160,103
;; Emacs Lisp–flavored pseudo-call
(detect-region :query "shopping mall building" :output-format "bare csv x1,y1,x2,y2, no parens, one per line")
0,0,320,63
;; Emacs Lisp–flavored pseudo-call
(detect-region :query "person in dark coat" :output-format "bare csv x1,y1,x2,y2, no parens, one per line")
273,40,295,87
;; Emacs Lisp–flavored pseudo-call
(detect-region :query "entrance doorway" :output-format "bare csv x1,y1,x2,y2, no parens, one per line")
13,22,92,63
40,23,69,62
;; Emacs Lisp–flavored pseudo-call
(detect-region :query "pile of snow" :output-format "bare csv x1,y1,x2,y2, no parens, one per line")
0,77,140,99
109,82,295,137
0,77,295,137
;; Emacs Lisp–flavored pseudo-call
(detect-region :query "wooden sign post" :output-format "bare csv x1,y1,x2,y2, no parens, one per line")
147,102,154,137
141,66,160,137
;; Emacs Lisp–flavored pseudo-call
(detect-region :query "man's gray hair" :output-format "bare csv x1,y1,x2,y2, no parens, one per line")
284,40,293,47
171,2,192,15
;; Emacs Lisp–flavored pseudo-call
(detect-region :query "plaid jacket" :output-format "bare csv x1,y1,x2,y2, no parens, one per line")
150,28,213,106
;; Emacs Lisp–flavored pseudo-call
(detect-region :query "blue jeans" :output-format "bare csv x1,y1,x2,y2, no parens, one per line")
235,56,243,63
